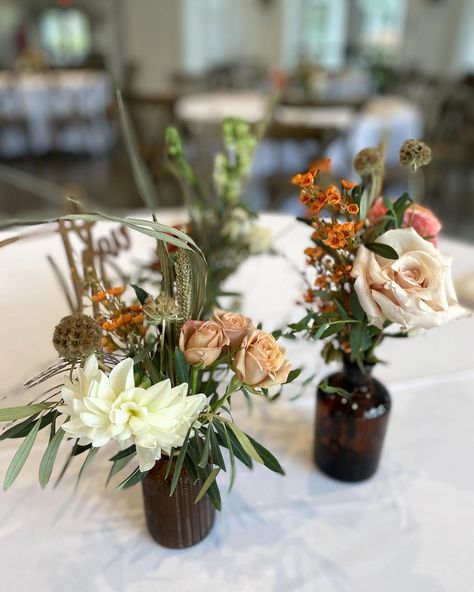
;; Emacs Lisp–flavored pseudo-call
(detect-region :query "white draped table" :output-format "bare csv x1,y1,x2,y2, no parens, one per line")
0,213,473,591
0,70,114,157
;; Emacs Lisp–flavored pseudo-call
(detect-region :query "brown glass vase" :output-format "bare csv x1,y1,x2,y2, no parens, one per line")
314,357,391,482
142,458,215,548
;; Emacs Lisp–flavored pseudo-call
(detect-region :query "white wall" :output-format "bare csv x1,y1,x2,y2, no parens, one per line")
120,0,182,93
401,0,469,77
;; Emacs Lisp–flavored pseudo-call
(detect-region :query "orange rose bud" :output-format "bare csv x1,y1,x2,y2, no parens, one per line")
347,203,359,215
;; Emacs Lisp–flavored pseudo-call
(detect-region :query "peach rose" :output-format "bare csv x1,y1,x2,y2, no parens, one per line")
212,309,254,351
351,228,467,332
233,330,291,388
179,320,230,367
368,197,442,245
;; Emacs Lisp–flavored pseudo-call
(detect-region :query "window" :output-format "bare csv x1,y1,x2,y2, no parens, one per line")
39,8,92,66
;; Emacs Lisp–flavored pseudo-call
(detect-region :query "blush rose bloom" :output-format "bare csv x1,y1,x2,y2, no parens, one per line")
351,227,467,332
212,309,254,351
233,330,292,388
368,197,442,245
179,320,230,367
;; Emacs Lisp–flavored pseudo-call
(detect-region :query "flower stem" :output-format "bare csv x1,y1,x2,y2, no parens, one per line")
191,366,199,395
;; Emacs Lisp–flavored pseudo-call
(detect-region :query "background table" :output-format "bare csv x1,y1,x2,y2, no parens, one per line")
0,70,114,157
0,213,473,591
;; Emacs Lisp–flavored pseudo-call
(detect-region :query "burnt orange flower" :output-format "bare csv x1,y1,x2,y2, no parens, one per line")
341,179,357,191
341,341,351,354
303,289,315,303
292,171,314,187
324,231,346,249
309,157,332,173
109,286,125,296
91,291,107,302
347,203,359,215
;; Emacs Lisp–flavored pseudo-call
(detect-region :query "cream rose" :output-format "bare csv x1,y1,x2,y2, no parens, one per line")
233,330,291,388
179,320,230,367
212,309,254,351
351,227,467,332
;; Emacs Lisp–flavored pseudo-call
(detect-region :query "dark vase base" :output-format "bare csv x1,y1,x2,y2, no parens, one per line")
314,361,391,483
142,459,216,549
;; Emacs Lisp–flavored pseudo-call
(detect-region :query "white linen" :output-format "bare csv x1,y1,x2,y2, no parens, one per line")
0,213,473,591
0,71,114,157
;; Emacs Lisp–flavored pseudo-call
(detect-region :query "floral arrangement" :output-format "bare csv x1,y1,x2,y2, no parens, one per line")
288,139,467,367
164,117,273,313
0,213,294,510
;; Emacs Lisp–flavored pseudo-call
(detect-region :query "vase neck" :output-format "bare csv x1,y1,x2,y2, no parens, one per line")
342,357,374,388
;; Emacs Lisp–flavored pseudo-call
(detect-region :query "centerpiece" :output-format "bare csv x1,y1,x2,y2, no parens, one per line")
288,139,467,481
0,211,294,548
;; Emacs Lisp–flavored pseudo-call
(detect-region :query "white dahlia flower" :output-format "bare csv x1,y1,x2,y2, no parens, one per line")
61,356,207,471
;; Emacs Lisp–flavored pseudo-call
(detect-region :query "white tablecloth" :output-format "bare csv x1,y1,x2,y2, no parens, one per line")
0,70,114,157
0,213,473,591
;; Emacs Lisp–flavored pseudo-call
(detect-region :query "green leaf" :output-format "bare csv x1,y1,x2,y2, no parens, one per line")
349,291,365,321
109,445,136,462
0,413,40,440
319,379,350,397
116,90,159,211
225,421,263,464
214,420,251,469
198,427,211,468
131,284,150,305
365,242,399,260
3,419,41,490
349,323,365,359
194,468,220,504
209,426,226,471
393,192,413,227
117,466,149,490
75,447,99,489
39,428,65,488
106,454,135,486
0,403,53,423
285,368,301,384
174,347,189,384
170,428,191,495
246,435,284,475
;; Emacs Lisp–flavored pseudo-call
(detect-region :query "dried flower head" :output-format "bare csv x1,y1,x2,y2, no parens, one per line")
399,139,432,171
53,313,102,361
353,147,385,177
175,249,192,321
142,294,181,324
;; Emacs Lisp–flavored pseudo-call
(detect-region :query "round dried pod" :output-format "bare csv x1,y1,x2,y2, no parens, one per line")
53,313,102,361
353,147,384,177
399,139,432,171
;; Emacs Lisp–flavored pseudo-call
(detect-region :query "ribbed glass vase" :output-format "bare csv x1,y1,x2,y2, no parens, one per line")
142,458,215,548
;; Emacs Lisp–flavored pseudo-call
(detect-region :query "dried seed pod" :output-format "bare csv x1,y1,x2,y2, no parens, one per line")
353,147,384,177
53,313,102,361
399,139,432,171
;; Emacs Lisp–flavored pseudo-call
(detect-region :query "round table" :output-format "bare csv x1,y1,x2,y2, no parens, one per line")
0,212,473,591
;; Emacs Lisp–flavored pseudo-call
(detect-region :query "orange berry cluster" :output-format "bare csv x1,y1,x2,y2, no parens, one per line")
91,286,126,302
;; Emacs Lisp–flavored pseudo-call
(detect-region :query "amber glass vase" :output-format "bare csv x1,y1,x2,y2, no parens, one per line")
314,357,391,482
142,458,215,548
